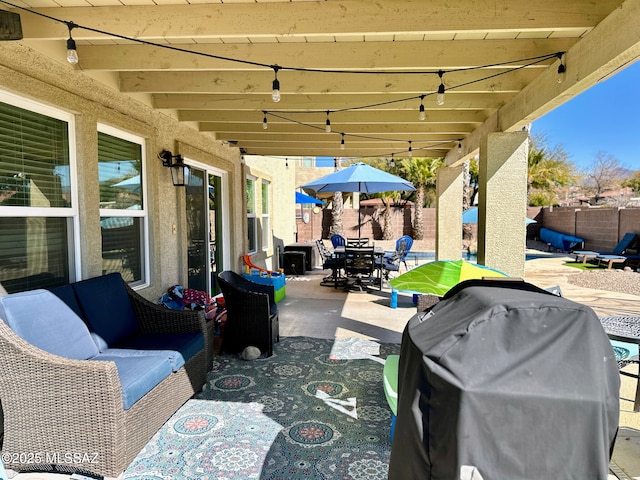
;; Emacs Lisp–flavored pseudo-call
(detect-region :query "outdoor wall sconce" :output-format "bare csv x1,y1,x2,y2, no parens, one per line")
0,11,23,41
158,150,190,187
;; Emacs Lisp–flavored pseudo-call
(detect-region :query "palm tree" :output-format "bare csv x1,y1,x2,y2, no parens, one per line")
401,157,444,240
360,158,402,240
329,158,344,236
527,134,576,205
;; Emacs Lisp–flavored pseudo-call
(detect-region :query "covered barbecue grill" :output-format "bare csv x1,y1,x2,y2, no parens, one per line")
388,280,620,479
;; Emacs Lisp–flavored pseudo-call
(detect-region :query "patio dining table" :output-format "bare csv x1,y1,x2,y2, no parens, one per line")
599,315,640,412
334,245,385,290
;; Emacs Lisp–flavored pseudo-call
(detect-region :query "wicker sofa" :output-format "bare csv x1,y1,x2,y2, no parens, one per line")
0,272,211,477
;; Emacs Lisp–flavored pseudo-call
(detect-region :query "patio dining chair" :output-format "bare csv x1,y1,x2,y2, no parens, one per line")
343,246,378,292
347,237,369,247
331,234,346,248
315,239,346,288
378,236,412,280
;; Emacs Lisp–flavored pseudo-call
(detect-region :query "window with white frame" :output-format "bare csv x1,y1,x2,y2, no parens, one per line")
246,176,257,253
97,126,147,285
0,92,77,294
261,180,270,251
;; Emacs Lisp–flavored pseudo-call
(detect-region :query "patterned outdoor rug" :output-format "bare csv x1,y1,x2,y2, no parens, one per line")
122,336,400,480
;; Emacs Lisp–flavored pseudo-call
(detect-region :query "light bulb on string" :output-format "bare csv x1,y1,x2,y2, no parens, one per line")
418,95,426,121
556,53,566,84
340,134,345,151
436,70,445,105
271,66,281,103
262,112,268,130
408,141,413,158
325,111,331,133
285,158,289,168
66,23,79,64
458,141,463,154
390,153,395,167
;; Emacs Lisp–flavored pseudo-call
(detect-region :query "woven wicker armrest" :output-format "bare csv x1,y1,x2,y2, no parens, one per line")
126,284,206,334
0,322,126,473
125,283,212,372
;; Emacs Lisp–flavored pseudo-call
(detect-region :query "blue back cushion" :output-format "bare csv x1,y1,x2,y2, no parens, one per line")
47,284,84,318
72,273,139,349
0,289,99,360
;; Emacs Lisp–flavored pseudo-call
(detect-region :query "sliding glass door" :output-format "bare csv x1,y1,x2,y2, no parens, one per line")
185,165,227,295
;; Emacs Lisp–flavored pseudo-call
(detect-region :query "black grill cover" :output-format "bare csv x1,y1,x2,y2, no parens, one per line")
388,280,620,480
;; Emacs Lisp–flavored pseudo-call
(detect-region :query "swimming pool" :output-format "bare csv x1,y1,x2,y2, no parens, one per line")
405,251,543,265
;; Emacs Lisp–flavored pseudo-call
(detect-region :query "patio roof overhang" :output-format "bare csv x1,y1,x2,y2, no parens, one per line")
7,0,640,161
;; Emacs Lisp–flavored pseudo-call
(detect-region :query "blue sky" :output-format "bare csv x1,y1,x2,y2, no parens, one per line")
532,60,640,171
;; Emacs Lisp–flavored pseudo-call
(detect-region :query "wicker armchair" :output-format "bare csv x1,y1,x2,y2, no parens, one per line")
0,282,210,478
217,270,279,357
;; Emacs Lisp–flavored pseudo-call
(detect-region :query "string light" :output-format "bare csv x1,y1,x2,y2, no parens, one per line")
285,158,289,168
408,141,413,157
436,70,445,105
458,140,462,154
271,66,281,103
66,22,78,64
2,1,570,159
390,153,395,167
325,111,331,133
556,53,566,84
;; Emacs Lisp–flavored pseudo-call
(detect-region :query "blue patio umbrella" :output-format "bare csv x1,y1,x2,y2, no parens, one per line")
295,191,326,205
302,163,415,237
462,207,537,225
301,162,415,194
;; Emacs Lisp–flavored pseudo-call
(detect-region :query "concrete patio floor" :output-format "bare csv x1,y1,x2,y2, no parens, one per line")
7,248,639,479
278,248,640,480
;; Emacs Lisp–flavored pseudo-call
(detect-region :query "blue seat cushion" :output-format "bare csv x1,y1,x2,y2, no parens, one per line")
0,289,99,360
72,273,139,349
114,332,204,366
91,350,174,410
102,347,185,372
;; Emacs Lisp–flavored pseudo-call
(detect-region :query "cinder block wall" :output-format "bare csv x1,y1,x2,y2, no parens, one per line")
541,207,640,252
296,205,640,254
296,207,434,242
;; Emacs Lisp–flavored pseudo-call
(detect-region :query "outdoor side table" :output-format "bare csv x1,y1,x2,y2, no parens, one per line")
600,315,640,412
285,243,316,270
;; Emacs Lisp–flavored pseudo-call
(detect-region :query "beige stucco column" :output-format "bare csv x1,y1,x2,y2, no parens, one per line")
477,131,528,278
435,164,464,260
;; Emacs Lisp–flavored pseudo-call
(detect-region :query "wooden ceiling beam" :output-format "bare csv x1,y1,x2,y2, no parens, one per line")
178,109,487,124
18,0,618,40
152,93,512,110
119,69,540,94
77,39,577,71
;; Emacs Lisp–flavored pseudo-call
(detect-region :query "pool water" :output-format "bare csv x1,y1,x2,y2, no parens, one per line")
406,251,541,265
405,252,477,265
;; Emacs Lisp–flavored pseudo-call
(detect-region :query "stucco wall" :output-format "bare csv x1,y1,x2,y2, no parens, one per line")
0,43,285,300
243,155,297,272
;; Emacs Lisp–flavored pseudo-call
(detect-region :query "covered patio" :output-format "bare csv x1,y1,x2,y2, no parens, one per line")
1,1,640,479
4,0,639,278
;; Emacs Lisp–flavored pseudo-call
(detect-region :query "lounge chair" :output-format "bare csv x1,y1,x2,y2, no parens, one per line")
573,232,638,264
595,254,627,269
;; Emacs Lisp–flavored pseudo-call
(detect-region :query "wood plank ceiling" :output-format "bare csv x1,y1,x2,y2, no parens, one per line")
9,0,640,160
